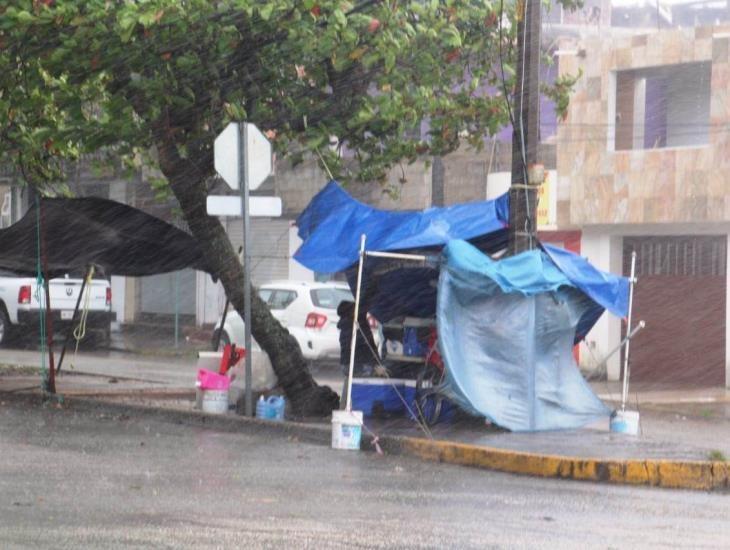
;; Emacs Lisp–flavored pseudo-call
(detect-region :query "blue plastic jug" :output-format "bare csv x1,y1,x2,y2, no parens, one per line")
256,395,268,419
266,395,285,421
256,395,285,420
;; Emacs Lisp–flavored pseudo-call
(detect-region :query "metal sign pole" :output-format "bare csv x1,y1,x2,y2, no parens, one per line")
345,234,367,412
239,123,253,417
621,250,637,412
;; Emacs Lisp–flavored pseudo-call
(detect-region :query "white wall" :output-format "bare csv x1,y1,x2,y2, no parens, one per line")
579,229,623,380
288,224,316,282
486,171,511,200
110,276,126,327
196,271,226,327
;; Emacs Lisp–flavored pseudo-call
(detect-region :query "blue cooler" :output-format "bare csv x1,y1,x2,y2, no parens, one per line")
351,378,407,417
402,380,418,419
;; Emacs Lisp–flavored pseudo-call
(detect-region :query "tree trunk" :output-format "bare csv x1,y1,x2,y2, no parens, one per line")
156,144,339,417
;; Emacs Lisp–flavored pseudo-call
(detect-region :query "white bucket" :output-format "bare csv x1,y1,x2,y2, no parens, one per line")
201,389,229,414
331,410,363,450
610,409,640,435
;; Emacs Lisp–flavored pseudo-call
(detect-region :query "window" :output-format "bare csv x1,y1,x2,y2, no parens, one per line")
269,289,297,310
614,62,710,150
258,289,273,304
310,288,353,309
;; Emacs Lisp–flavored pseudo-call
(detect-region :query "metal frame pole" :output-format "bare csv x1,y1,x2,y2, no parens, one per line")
596,320,645,370
365,251,429,261
621,250,637,411
345,234,367,412
239,122,253,417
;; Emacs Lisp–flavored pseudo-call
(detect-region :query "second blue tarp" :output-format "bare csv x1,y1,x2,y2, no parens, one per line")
437,240,624,432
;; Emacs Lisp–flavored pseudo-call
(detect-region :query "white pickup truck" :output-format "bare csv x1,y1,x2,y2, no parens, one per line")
0,270,113,347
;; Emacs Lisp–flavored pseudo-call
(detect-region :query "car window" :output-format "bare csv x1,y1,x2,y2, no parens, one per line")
310,288,353,309
269,289,297,310
258,289,273,304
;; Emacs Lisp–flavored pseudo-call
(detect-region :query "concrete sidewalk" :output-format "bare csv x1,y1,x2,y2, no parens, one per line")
1,360,728,490
311,367,730,461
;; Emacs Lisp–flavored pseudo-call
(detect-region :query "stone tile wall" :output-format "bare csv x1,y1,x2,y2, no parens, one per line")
557,26,730,226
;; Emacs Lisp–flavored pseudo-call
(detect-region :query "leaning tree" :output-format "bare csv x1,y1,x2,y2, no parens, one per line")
0,0,573,415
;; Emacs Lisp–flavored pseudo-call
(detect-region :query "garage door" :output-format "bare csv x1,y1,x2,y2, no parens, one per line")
624,236,726,386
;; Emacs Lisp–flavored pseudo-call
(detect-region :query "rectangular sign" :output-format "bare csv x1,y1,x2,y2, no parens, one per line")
206,195,282,218
537,170,557,230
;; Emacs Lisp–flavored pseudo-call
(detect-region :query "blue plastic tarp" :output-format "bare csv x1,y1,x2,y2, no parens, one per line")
295,181,509,273
293,183,629,431
294,181,628,332
437,240,617,431
441,240,629,320
542,243,628,319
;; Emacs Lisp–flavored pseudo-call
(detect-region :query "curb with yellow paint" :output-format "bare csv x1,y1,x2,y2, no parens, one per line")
381,436,730,491
3,391,727,491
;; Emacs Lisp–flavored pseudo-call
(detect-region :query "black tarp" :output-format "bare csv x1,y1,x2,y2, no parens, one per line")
0,197,212,277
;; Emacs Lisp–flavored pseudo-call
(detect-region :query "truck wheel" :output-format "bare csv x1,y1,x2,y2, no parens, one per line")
0,308,10,347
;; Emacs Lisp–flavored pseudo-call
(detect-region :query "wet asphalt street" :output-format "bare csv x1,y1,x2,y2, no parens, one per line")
0,396,728,549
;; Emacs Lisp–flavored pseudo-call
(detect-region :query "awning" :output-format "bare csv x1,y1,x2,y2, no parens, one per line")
295,180,509,273
294,182,627,330
0,197,212,277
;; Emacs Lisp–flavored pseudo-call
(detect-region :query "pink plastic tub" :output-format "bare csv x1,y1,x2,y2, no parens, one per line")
196,368,231,391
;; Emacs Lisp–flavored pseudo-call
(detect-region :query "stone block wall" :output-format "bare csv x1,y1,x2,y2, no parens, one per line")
557,26,730,227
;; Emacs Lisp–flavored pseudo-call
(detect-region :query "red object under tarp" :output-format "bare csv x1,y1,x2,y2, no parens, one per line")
426,327,444,371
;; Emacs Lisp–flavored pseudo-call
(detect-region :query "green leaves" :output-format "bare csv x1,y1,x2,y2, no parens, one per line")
441,25,462,49
117,10,138,42
333,8,347,28
259,3,274,21
0,0,574,188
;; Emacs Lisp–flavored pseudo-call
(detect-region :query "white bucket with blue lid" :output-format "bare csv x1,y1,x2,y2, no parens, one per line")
331,410,363,450
610,409,640,435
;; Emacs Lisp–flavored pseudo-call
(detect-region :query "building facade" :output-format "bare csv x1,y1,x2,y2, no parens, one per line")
557,23,730,388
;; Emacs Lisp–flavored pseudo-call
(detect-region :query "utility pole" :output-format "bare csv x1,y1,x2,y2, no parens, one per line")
431,156,445,207
508,0,542,255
